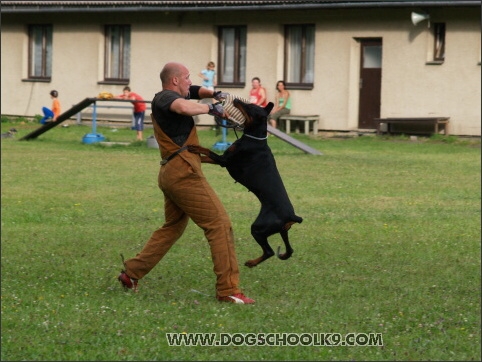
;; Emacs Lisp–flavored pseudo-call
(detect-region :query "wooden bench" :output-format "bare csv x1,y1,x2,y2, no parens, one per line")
278,115,319,135
373,117,450,136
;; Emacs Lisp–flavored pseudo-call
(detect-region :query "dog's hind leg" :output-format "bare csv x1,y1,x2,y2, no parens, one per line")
277,228,294,260
244,232,275,268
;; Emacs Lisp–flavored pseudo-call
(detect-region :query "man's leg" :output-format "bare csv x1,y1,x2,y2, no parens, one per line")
170,172,241,297
123,195,189,280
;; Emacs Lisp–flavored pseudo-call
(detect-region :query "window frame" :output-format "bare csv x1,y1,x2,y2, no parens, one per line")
27,24,53,81
284,24,315,90
217,25,247,87
103,24,131,84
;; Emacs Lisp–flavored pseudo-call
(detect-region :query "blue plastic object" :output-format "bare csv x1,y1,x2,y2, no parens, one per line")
82,133,106,144
82,101,105,144
212,119,231,151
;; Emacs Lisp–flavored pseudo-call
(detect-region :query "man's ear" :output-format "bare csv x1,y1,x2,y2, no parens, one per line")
264,102,274,114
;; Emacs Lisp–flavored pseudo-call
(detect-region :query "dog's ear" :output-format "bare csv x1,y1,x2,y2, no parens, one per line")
264,102,274,115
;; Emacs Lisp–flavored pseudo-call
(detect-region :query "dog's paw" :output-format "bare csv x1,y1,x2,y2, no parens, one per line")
244,260,259,268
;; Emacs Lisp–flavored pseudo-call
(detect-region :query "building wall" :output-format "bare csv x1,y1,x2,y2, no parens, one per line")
379,7,481,135
1,7,480,135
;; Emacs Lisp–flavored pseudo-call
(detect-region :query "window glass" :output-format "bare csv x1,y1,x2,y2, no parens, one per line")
29,25,53,79
218,26,247,85
285,24,315,87
433,23,445,61
363,45,382,69
105,25,130,81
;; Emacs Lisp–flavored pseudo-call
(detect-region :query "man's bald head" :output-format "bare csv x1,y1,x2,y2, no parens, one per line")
159,62,192,97
160,62,187,86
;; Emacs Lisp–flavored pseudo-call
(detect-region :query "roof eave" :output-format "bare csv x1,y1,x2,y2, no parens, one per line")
1,1,480,14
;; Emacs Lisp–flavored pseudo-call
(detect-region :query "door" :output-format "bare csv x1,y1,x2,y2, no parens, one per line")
358,39,382,129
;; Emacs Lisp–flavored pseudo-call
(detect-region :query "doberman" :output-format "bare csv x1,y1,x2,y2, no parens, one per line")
188,98,303,267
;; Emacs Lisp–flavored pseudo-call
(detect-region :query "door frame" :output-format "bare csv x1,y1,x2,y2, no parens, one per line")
357,37,383,129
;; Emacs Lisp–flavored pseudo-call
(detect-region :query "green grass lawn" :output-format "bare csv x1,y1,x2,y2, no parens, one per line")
1,119,480,361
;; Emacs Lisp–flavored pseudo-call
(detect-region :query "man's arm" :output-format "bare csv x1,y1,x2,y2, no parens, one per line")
188,85,216,100
169,86,228,116
170,98,227,118
170,98,210,116
198,87,215,99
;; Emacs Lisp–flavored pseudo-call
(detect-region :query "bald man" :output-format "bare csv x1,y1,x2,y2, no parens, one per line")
118,62,254,304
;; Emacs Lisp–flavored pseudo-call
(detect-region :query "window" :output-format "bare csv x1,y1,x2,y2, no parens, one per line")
104,25,131,82
284,24,315,88
433,23,446,61
28,25,53,80
218,26,247,86
363,44,382,69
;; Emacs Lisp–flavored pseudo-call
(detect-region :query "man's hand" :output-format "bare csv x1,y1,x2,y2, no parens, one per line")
208,103,228,118
213,91,229,101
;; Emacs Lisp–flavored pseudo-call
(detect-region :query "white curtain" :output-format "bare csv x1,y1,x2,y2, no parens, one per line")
303,26,315,83
287,27,302,83
31,25,52,77
286,25,315,83
222,28,235,83
109,27,120,78
122,27,131,79
239,27,247,83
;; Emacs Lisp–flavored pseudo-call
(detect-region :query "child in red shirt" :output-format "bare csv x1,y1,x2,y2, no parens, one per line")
117,86,147,141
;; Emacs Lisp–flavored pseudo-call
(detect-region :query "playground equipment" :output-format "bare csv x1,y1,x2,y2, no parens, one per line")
81,102,106,144
20,97,96,141
212,119,232,151
20,98,149,143
19,97,322,155
267,125,322,155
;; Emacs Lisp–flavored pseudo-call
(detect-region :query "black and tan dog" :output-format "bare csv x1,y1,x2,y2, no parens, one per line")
188,99,302,267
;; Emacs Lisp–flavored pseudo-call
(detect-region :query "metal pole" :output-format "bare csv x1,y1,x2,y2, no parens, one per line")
92,101,97,134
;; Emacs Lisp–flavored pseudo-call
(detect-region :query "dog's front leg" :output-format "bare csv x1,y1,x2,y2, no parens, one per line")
199,155,217,164
187,144,226,166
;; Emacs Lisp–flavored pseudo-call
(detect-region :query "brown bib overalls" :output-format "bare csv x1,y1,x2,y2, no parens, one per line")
123,117,241,297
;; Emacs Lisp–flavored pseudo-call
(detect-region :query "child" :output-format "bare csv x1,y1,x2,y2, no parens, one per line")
40,90,61,124
116,86,146,141
198,61,217,91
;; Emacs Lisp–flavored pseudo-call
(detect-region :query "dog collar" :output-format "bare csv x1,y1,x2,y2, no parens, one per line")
244,134,268,140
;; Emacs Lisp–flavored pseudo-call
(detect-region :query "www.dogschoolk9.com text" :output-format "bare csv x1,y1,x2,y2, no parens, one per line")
166,332,383,347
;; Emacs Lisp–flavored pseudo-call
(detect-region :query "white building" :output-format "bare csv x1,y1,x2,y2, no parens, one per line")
1,0,480,135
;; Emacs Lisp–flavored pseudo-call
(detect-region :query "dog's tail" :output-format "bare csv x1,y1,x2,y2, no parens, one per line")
282,217,303,232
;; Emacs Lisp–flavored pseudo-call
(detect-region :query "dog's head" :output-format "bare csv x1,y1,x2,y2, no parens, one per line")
233,98,274,136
